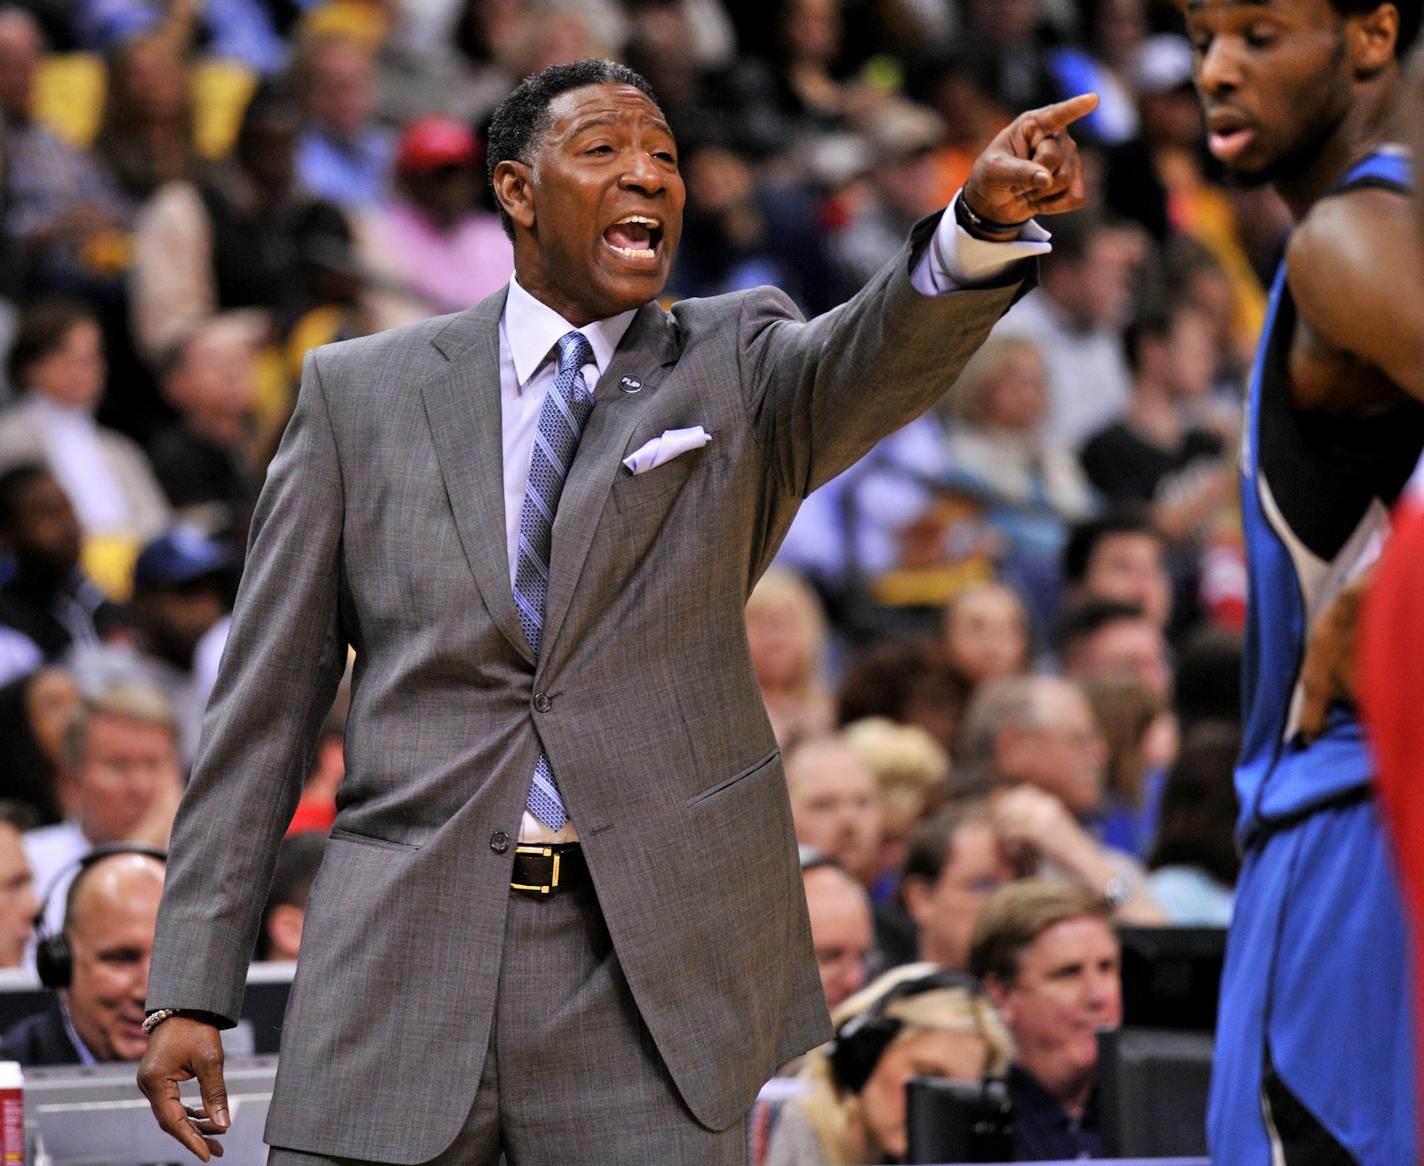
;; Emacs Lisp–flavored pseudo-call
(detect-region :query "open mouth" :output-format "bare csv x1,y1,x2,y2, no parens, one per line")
603,214,664,264
1205,108,1255,163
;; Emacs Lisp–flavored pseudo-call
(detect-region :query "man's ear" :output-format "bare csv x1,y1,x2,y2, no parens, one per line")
983,973,1013,1023
1347,4,1399,78
266,903,305,962
492,159,536,232
902,875,933,927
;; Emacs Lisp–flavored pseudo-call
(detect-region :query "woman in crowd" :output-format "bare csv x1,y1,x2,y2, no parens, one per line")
842,717,949,901
746,566,835,746
0,666,81,825
767,964,1012,1165
1147,721,1240,926
940,582,1032,692
0,299,170,544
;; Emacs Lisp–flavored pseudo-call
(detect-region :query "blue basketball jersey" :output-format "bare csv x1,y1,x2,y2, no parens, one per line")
1237,148,1424,841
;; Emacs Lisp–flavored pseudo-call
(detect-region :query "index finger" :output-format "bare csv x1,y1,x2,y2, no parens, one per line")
1024,92,1100,138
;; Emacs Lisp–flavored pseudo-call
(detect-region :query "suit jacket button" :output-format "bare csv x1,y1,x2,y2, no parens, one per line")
490,831,509,853
533,692,552,713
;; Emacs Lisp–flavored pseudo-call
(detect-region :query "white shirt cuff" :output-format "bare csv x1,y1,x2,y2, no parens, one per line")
910,191,1053,294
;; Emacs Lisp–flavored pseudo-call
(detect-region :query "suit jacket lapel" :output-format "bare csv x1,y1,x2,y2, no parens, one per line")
539,301,680,666
420,289,536,666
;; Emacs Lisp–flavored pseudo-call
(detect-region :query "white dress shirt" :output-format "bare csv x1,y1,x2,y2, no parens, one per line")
502,196,1049,841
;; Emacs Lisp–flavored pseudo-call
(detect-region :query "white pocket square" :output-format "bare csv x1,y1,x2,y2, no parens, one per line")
622,426,712,475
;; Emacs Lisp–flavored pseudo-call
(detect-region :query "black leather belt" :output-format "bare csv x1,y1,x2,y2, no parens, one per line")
510,842,589,896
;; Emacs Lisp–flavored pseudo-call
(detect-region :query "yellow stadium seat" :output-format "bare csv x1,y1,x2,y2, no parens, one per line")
34,53,106,148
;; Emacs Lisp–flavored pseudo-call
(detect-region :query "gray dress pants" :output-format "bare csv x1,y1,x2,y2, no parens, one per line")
267,880,747,1165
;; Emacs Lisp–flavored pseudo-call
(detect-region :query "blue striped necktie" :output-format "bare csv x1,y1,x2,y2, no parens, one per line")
513,329,594,829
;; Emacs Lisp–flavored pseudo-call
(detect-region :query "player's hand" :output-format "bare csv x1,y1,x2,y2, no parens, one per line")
137,1016,230,1160
1298,568,1373,742
963,92,1099,231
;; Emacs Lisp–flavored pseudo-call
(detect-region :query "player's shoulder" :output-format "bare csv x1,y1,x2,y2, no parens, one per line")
1286,183,1414,316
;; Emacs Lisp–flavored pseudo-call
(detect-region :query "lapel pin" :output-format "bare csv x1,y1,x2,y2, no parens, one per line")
618,376,643,394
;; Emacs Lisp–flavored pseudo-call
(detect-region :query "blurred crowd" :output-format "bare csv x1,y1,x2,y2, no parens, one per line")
0,0,1273,1158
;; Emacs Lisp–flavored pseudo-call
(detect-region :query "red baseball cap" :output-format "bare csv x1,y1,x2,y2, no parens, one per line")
396,116,479,174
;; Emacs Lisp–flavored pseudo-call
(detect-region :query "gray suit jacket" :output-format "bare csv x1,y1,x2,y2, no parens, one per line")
146,213,1027,1163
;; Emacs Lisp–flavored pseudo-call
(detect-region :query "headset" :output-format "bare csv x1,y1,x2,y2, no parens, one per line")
32,842,168,989
827,969,986,1094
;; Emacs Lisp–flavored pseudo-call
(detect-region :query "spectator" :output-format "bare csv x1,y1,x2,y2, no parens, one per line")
1062,507,1174,630
69,528,234,764
993,212,1144,450
24,682,182,934
129,86,345,364
830,101,947,290
0,299,170,541
357,116,514,329
92,31,196,203
1079,304,1234,545
0,848,165,1064
746,567,834,748
784,734,882,887
1147,722,1240,926
1173,625,1242,735
801,852,874,1010
0,464,130,663
1082,674,1174,859
671,139,843,315
146,318,263,544
837,641,971,756
258,831,327,963
292,34,394,208
955,675,1166,924
939,335,1097,620
956,674,1106,816
0,800,38,968
765,964,1013,1166
842,716,948,899
0,7,129,294
0,666,82,822
1056,598,1172,702
940,582,1032,692
969,880,1122,1162
895,802,1017,972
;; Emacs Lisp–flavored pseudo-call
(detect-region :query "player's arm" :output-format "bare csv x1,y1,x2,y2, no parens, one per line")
1286,187,1424,410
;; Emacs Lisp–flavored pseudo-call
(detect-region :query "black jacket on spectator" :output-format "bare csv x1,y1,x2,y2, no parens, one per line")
0,573,127,660
0,1000,83,1067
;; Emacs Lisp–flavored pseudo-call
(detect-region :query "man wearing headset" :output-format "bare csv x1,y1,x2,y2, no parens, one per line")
968,879,1121,1162
0,846,166,1066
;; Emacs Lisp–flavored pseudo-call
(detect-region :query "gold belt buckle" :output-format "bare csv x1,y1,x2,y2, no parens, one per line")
511,845,561,894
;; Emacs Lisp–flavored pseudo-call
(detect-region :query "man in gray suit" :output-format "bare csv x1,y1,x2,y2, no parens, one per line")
137,59,1095,1164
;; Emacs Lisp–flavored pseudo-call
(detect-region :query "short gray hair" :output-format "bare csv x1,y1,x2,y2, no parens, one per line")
63,682,179,771
955,674,1075,773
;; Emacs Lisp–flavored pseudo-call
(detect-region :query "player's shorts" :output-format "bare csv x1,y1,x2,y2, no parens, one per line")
1208,793,1415,1166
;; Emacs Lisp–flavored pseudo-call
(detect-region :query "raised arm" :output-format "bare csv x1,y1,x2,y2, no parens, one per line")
739,94,1098,498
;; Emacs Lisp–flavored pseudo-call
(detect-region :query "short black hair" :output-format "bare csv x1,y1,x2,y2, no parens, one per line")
485,58,660,240
1055,597,1150,658
1329,0,1421,55
0,462,53,532
901,801,994,885
1062,504,1160,587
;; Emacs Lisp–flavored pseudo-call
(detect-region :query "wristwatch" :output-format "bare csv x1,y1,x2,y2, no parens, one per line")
1103,872,1134,911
